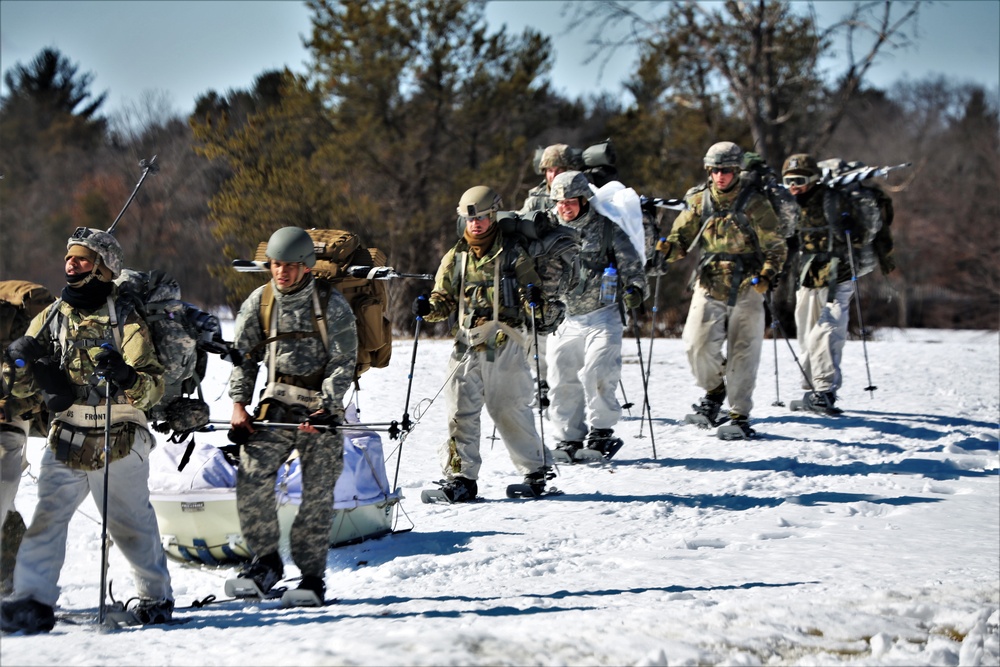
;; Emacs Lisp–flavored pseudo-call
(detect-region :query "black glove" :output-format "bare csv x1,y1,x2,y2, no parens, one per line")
220,343,243,365
307,409,342,429
8,336,46,367
412,295,431,318
94,346,138,390
525,284,543,308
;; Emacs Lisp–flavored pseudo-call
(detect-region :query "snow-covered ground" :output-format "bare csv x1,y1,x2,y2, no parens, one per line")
2,326,997,666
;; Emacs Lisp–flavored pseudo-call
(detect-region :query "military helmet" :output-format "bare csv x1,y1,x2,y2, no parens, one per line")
549,171,593,202
703,141,744,170
266,227,316,268
67,227,124,278
456,185,502,219
782,153,819,176
539,144,574,170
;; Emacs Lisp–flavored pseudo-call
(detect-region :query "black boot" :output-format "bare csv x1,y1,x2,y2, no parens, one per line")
439,476,478,503
237,551,284,595
523,466,556,495
0,598,55,634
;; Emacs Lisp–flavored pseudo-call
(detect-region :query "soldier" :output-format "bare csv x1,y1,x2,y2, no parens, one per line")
656,141,787,439
547,171,646,462
782,154,892,414
413,186,555,501
228,226,357,606
518,143,577,216
1,281,55,595
0,228,173,633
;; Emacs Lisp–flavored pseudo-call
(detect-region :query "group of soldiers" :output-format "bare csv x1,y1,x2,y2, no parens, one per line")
0,137,893,633
416,139,894,501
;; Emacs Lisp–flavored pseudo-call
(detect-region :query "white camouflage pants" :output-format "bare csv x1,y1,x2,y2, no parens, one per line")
795,282,854,394
441,338,551,480
681,285,765,417
547,304,623,442
11,428,172,607
1,424,28,524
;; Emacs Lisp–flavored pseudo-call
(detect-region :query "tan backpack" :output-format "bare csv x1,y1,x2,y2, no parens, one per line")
254,229,392,379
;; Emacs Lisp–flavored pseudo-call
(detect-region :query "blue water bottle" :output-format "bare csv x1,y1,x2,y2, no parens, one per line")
600,266,618,305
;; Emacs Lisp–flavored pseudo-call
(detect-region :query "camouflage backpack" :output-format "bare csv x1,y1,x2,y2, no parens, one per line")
115,269,219,439
817,158,896,276
254,229,392,379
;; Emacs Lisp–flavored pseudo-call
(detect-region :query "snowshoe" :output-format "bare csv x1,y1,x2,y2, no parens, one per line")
281,576,325,608
420,477,478,504
0,598,55,634
552,440,582,464
716,415,756,441
224,552,284,598
790,391,843,415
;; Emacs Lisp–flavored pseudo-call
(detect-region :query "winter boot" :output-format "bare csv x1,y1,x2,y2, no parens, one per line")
522,466,556,495
552,440,582,464
281,575,325,607
130,598,174,625
576,429,624,461
235,551,284,596
439,476,478,503
716,413,756,441
684,385,727,428
0,598,55,634
800,390,842,415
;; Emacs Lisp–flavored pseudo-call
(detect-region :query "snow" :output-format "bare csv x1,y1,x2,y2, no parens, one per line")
2,326,997,666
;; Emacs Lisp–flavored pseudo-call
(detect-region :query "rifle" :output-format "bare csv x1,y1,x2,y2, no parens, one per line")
639,195,688,211
232,260,432,281
822,162,911,189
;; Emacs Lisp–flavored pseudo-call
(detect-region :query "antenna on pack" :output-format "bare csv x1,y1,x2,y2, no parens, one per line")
107,155,159,235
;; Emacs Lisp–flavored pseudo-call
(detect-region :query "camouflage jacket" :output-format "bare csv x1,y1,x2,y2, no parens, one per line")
229,276,357,420
7,290,164,415
665,176,786,303
796,185,862,289
426,233,546,344
562,205,647,317
517,181,555,217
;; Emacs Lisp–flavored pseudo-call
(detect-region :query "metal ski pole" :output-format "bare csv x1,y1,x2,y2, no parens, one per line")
761,292,817,394
621,300,657,459
527,288,546,450
392,311,423,492
97,367,115,625
758,279,784,407
107,155,159,234
844,230,877,397
639,273,662,437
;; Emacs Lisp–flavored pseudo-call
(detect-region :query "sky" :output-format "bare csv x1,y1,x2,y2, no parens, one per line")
0,327,997,664
0,1,998,119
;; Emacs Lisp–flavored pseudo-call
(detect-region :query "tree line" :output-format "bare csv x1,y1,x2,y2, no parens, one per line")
1,0,997,333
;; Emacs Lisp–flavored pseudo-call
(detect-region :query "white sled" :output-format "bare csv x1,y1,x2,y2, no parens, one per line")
149,410,401,566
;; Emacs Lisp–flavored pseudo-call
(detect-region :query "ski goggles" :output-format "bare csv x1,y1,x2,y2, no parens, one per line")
783,174,818,187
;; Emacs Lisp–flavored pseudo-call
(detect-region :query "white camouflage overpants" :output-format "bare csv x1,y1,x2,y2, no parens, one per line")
1,424,28,524
795,282,854,394
547,304,623,442
681,285,765,417
11,428,172,607
441,338,551,480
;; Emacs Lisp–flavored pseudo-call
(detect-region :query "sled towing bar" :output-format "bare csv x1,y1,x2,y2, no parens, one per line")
202,419,411,439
